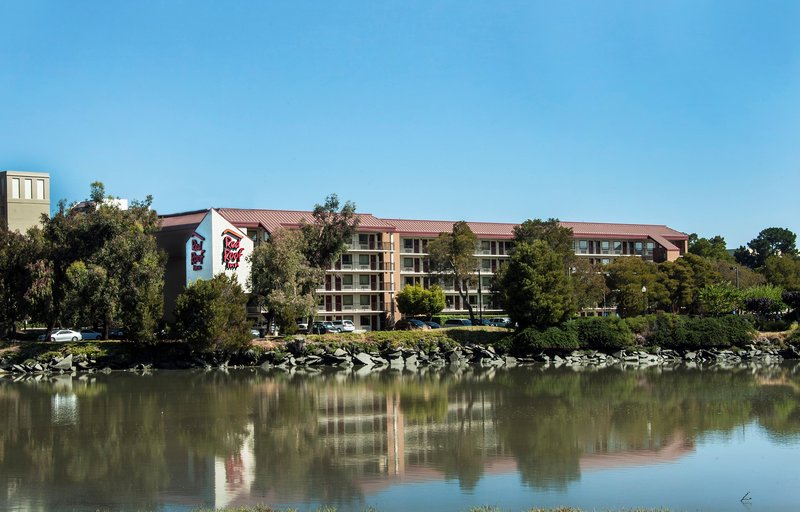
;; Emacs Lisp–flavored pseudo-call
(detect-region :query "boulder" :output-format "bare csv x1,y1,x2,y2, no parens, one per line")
51,354,73,371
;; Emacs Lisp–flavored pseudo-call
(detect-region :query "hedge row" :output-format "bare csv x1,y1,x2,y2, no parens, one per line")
510,314,757,354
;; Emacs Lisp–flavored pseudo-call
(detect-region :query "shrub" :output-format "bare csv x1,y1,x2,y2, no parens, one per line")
512,325,579,354
173,274,251,352
646,313,755,349
646,313,689,348
573,317,635,350
622,314,658,337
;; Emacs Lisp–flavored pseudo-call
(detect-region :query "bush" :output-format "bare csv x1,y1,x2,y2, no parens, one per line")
573,317,635,350
173,274,251,352
645,313,755,349
512,325,579,354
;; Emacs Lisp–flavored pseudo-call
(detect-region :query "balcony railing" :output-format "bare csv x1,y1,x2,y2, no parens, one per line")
317,282,395,293
345,241,394,251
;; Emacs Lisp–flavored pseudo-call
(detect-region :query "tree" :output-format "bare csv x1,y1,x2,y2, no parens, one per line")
570,258,606,311
174,274,251,352
498,240,576,329
762,254,800,290
604,257,668,317
0,228,35,336
735,227,798,268
688,233,733,261
248,229,322,333
658,253,720,314
396,284,446,319
300,194,358,269
26,184,164,340
512,218,574,264
427,221,479,324
698,283,742,316
713,260,765,289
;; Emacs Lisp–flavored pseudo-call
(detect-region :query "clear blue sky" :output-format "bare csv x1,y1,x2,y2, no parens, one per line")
2,1,799,248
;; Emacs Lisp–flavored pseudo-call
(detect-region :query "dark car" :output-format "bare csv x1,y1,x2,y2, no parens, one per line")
394,318,431,331
424,321,441,329
311,321,339,334
443,318,472,327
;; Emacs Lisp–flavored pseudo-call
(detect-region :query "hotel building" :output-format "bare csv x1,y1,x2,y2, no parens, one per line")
158,208,688,329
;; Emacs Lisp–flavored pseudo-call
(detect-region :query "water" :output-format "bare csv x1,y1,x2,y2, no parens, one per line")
2,364,800,511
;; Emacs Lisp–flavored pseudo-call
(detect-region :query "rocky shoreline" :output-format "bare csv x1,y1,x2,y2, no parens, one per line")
2,336,799,377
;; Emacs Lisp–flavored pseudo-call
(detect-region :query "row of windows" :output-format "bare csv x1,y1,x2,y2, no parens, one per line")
9,178,46,201
575,239,655,256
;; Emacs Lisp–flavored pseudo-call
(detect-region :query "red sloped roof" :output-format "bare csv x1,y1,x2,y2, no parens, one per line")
158,209,209,231
561,221,687,240
385,218,518,239
216,208,395,233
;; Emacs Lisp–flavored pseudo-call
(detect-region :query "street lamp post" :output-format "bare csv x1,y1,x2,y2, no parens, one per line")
477,266,483,323
642,285,648,315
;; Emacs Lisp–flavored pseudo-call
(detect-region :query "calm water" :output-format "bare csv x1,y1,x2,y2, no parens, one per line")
2,364,800,512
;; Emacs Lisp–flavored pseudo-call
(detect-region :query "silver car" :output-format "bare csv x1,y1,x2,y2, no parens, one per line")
41,329,83,342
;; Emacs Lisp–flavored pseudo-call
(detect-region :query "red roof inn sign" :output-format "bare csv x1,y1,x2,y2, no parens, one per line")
185,210,252,291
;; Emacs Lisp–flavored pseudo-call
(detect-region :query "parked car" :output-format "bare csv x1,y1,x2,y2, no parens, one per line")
394,318,431,330
424,321,441,329
311,321,339,334
109,328,126,340
250,328,261,338
332,320,356,333
443,318,472,327
488,317,512,328
296,322,309,333
38,329,83,342
80,329,103,340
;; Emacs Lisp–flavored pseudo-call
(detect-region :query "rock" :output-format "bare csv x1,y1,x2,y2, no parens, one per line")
51,354,73,371
332,348,348,358
353,352,375,367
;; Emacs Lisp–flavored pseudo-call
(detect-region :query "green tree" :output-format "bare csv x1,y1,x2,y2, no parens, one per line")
248,229,323,333
0,228,35,336
571,258,606,311
763,254,800,290
512,218,574,263
658,253,719,314
300,194,358,269
688,233,733,261
735,227,798,268
698,282,743,316
498,240,576,328
427,221,479,324
174,274,251,352
605,257,668,317
714,260,766,289
396,284,446,319
26,185,164,340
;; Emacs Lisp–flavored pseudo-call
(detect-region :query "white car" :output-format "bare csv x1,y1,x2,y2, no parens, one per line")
332,320,356,333
41,329,83,342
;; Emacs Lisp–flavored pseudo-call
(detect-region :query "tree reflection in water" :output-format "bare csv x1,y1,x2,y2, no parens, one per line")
1,363,800,510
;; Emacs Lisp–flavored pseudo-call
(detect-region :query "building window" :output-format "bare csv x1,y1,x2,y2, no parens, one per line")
343,295,353,306
403,239,413,251
342,275,353,286
481,259,491,270
635,242,643,255
24,179,32,199
11,178,19,199
613,241,622,254
578,240,588,254
341,254,352,265
360,295,371,306
359,274,370,286
480,241,490,252
358,254,370,267
646,241,655,254
601,241,610,254
36,179,45,200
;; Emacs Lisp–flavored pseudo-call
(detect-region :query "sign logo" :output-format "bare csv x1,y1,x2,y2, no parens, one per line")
222,229,244,270
190,232,206,271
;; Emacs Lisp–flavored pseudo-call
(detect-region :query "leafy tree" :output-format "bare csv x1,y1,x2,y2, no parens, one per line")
742,284,786,320
570,258,606,311
698,282,743,316
713,260,765,289
762,254,800,290
0,228,35,336
248,229,322,333
427,221,479,324
688,233,733,261
300,194,358,269
174,274,251,352
498,240,576,328
605,257,668,317
396,284,446,319
735,227,798,268
26,185,164,340
658,253,719,314
512,218,574,264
